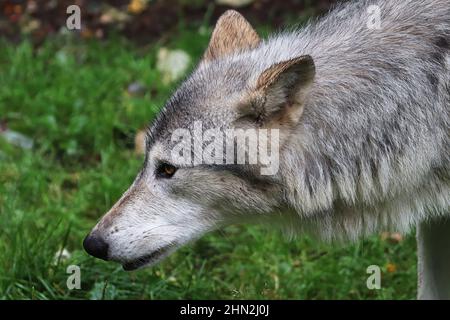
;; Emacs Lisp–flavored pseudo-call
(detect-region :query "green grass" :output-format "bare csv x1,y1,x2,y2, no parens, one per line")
0,30,417,300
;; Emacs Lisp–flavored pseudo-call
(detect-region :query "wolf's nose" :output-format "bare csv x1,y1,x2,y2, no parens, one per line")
83,232,109,261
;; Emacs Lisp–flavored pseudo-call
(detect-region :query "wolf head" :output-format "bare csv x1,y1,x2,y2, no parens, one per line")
84,10,316,270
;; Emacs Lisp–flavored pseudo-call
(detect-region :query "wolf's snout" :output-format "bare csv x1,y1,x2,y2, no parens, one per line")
83,232,109,261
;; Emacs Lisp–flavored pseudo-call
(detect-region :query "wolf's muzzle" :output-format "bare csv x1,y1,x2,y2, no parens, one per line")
83,232,109,261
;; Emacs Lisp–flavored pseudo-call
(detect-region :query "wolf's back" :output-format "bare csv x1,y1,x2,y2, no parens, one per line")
260,0,450,237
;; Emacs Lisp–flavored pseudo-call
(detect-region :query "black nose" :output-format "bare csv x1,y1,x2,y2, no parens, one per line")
83,232,109,261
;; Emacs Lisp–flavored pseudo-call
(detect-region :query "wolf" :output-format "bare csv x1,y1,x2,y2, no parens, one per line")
84,0,449,298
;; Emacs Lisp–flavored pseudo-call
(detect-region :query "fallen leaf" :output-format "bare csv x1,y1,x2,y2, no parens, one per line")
128,0,147,14
156,48,191,85
389,232,403,243
21,18,41,34
386,263,397,273
0,129,34,150
134,129,146,155
100,6,130,25
26,1,38,14
380,231,403,243
95,28,104,39
81,28,94,39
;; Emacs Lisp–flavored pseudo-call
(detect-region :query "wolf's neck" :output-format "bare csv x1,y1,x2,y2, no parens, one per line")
417,217,450,300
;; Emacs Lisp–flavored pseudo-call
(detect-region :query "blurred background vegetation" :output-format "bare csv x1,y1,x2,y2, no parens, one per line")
0,0,417,300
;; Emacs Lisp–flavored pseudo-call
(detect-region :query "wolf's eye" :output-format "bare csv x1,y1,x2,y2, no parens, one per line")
156,163,177,179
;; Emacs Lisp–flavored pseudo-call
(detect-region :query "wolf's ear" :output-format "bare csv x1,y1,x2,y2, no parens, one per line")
203,10,261,61
243,55,315,126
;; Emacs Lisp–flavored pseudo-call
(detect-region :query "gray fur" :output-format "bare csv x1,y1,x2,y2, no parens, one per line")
86,0,449,271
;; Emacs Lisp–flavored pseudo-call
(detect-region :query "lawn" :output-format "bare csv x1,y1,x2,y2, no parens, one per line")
0,27,418,300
